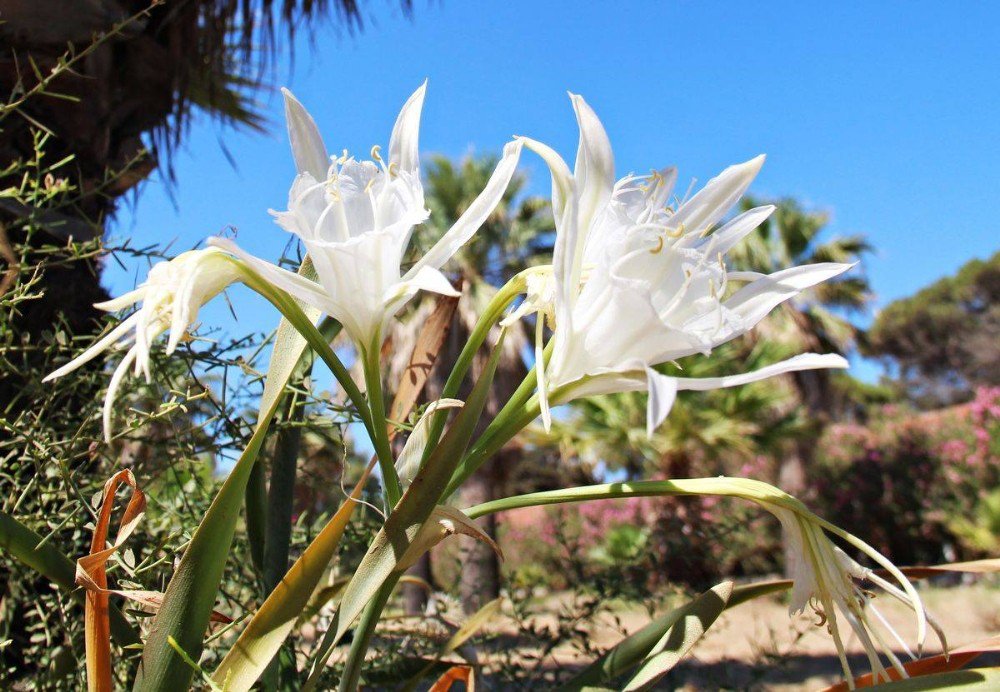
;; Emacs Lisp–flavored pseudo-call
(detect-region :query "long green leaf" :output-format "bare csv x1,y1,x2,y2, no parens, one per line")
133,259,327,692
211,461,374,691
0,509,139,647
558,582,732,691
623,582,732,691
304,334,507,689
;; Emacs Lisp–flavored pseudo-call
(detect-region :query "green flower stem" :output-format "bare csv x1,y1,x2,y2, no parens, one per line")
463,477,809,520
336,575,400,692
420,273,527,466
442,342,555,497
363,336,402,508
234,265,376,447
444,393,540,498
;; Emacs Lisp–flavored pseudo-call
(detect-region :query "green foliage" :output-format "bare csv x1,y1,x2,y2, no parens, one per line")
867,251,1000,405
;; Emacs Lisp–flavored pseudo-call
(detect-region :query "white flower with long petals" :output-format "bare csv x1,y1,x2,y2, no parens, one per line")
709,477,936,689
43,248,240,441
210,83,523,355
770,504,942,688
517,94,854,432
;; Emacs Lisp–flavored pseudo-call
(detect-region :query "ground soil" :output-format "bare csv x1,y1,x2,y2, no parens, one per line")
485,582,1000,690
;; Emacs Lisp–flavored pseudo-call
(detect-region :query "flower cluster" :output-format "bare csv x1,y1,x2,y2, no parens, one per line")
39,82,924,689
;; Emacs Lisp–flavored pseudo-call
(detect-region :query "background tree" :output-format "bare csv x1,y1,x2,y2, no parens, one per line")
387,152,553,613
866,251,1000,406
729,196,872,502
542,340,806,584
0,0,411,418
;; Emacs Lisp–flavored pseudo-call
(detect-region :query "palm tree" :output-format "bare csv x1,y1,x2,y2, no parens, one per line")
386,152,553,613
535,340,806,583
728,196,872,500
0,0,411,418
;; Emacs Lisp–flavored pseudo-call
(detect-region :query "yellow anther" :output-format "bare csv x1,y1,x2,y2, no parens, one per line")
649,236,665,254
388,161,400,178
370,144,383,162
666,223,685,238
364,176,377,194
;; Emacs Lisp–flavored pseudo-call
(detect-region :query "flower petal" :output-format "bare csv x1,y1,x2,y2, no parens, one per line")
672,155,765,235
281,88,329,181
207,237,336,315
389,81,427,174
43,312,140,382
673,352,848,392
724,262,854,330
406,139,523,276
569,93,614,235
645,366,678,437
703,205,775,256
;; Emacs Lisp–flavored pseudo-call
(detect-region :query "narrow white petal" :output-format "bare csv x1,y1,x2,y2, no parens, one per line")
674,353,848,392
206,237,335,314
517,136,573,224
673,155,765,234
389,81,427,174
705,205,775,256
725,262,855,330
645,367,678,436
43,313,140,381
103,347,138,443
94,287,146,312
569,93,614,233
395,266,459,299
726,271,767,282
281,88,329,181
407,139,523,275
536,317,552,431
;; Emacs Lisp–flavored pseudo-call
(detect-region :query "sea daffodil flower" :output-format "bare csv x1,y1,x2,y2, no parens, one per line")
770,502,938,688
517,94,854,432
209,83,523,356
43,248,241,441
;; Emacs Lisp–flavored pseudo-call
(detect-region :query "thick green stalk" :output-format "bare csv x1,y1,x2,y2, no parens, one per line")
244,457,268,577
464,477,810,520
134,268,366,692
336,574,400,691
362,337,401,508
444,394,540,498
260,383,310,691
420,274,526,466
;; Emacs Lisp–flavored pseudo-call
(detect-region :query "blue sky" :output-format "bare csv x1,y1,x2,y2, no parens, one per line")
110,1,999,382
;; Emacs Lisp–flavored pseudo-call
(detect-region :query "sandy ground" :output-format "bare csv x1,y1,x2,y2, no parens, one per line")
479,582,1000,690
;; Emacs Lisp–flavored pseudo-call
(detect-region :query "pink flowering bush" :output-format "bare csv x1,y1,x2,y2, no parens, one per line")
812,386,1000,564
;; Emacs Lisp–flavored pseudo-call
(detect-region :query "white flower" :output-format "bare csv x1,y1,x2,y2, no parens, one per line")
517,94,853,432
771,505,936,688
43,248,240,441
210,83,523,355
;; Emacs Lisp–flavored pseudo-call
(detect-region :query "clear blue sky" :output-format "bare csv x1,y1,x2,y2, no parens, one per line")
109,1,999,382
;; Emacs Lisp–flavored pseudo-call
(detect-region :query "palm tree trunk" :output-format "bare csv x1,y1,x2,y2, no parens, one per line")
458,469,502,611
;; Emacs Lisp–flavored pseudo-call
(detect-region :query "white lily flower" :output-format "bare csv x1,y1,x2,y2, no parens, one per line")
676,476,933,689
517,94,853,432
43,248,240,442
209,83,524,356
771,505,936,688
